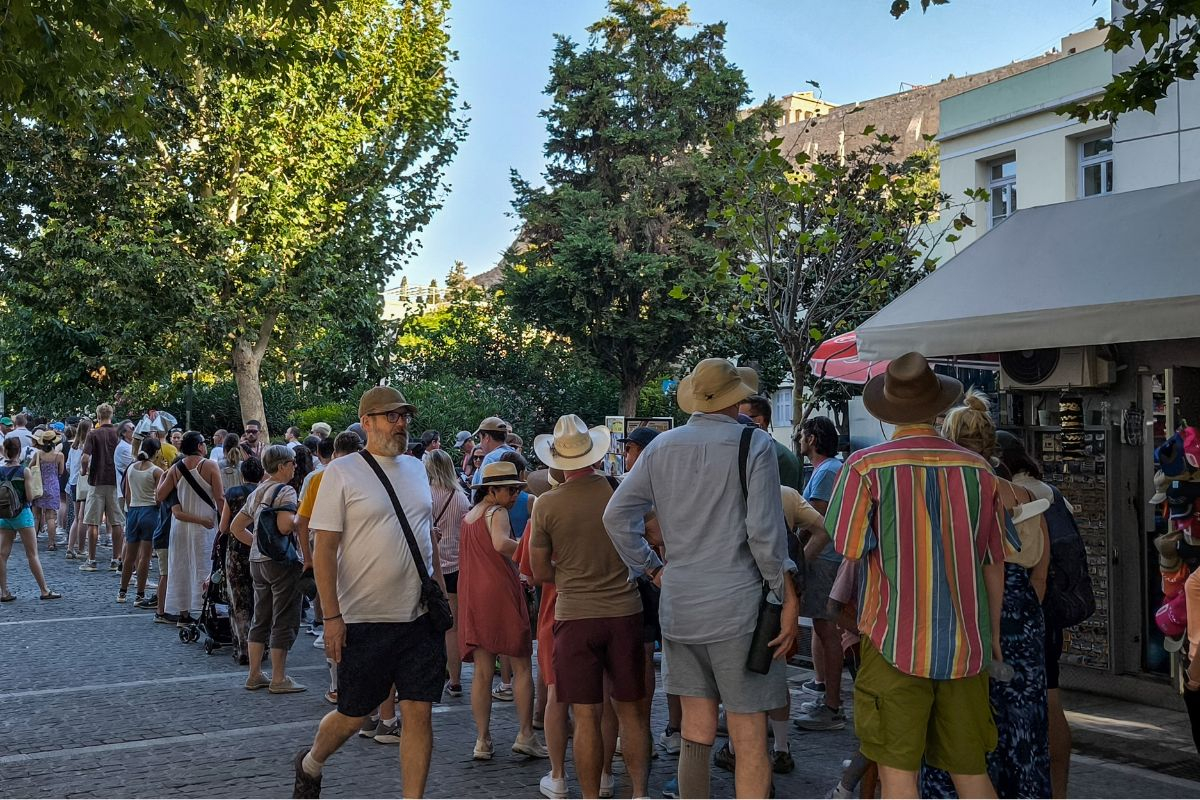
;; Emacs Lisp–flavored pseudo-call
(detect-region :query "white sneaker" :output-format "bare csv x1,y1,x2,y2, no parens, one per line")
600,772,615,799
539,772,568,799
313,632,324,648
826,782,854,799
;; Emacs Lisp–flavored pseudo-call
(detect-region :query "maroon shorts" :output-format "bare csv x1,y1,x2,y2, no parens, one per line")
552,613,645,705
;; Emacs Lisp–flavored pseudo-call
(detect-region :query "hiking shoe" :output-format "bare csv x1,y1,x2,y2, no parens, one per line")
154,612,178,624
491,684,514,701
373,719,401,744
358,716,380,738
473,738,494,760
793,703,846,731
269,677,307,694
663,777,679,799
772,749,795,774
658,726,681,755
445,682,463,698
513,733,548,758
799,678,826,696
540,772,568,799
292,749,322,799
78,559,98,572
713,741,735,772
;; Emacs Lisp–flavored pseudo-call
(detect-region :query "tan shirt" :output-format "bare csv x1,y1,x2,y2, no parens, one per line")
781,486,823,533
531,473,641,621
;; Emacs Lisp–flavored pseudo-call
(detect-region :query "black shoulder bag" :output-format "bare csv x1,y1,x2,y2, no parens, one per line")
253,483,300,564
360,451,454,633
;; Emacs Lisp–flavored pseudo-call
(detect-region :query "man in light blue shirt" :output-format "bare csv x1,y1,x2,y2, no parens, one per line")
469,416,514,486
604,358,797,800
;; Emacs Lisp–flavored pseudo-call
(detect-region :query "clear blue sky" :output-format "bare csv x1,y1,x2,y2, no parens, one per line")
398,0,1104,287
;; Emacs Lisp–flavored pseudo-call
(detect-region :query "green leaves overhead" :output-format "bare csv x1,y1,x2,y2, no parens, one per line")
504,0,760,415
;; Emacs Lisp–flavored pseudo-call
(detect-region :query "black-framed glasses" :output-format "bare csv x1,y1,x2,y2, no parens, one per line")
368,410,413,425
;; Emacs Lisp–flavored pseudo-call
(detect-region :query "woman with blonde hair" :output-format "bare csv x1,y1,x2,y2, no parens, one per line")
425,449,470,696
220,433,245,491
922,389,1052,799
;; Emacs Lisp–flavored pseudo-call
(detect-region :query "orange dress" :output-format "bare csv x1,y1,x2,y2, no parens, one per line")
458,507,532,660
516,532,558,686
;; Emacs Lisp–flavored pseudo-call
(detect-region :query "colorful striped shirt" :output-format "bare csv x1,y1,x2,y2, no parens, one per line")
828,424,1006,679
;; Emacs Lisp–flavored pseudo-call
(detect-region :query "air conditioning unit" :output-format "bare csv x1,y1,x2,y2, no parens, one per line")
999,346,1115,391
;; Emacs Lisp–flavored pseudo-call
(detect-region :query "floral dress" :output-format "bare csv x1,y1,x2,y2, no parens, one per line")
33,457,61,511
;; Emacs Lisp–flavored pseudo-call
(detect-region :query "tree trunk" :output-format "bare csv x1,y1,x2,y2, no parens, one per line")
231,312,278,440
619,381,640,417
790,357,808,439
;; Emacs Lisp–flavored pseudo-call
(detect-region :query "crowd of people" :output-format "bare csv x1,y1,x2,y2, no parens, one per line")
0,350,1089,799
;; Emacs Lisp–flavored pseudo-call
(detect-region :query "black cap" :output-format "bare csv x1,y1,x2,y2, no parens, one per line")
618,427,660,448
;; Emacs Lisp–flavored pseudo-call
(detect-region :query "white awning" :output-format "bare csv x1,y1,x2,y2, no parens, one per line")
857,179,1200,360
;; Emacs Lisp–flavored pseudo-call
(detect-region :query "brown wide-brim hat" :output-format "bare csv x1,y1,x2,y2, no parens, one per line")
677,359,759,415
862,352,963,425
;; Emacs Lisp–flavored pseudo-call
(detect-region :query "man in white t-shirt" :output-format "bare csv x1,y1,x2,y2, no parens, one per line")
285,427,302,453
293,386,445,800
4,413,34,450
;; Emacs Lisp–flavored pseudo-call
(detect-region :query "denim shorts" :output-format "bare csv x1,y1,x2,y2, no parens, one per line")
0,507,35,531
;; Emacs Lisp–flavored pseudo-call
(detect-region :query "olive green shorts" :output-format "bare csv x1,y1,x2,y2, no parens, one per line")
854,638,996,774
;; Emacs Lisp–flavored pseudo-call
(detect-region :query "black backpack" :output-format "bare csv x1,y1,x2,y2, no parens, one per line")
0,465,23,519
1041,485,1097,630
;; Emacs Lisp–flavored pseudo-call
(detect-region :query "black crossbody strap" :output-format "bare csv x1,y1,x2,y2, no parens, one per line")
177,459,216,510
738,426,754,502
360,451,430,582
434,492,455,527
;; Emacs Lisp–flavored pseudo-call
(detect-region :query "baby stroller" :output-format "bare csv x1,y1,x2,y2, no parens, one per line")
180,532,235,654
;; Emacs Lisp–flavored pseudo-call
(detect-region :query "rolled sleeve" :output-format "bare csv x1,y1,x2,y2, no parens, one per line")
829,459,873,561
603,451,663,576
745,432,795,599
979,477,1007,566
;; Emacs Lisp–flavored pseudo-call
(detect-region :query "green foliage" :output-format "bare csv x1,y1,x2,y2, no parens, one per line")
504,0,757,415
294,402,360,435
0,0,464,433
891,0,1200,123
0,0,335,136
710,125,965,424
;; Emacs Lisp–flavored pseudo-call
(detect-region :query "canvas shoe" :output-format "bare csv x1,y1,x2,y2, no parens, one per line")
512,733,548,759
793,703,846,731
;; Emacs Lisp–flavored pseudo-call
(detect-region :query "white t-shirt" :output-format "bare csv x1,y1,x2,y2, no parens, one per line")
210,445,225,471
4,428,33,450
309,452,434,624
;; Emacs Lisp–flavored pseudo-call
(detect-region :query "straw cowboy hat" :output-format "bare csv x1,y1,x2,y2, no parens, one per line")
862,352,963,425
477,461,527,488
534,414,610,471
677,359,759,415
35,429,62,446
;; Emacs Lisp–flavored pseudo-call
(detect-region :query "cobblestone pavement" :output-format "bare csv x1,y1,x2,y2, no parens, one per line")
2,540,1198,798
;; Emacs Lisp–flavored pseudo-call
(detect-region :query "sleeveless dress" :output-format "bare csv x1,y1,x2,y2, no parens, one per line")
34,458,60,510
458,506,531,660
165,459,218,617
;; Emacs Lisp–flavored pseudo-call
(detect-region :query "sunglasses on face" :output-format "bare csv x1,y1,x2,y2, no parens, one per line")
246,429,259,435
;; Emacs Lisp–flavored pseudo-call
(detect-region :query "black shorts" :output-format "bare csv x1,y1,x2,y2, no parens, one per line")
443,570,458,594
1045,626,1064,690
637,577,661,643
336,615,447,717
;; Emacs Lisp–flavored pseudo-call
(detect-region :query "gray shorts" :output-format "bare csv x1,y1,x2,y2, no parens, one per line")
802,559,839,621
662,633,787,714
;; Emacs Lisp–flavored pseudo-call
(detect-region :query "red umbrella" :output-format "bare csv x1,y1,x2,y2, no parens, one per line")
808,332,889,385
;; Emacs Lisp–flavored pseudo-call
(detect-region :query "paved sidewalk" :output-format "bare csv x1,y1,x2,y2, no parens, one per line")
0,541,1196,798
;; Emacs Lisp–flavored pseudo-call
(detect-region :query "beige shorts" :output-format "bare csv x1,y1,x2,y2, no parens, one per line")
83,484,126,526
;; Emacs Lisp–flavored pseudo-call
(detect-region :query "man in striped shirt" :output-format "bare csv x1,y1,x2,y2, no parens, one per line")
828,353,1005,799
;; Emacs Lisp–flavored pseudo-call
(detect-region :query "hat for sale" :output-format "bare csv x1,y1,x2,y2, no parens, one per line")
1157,432,1188,477
1167,479,1200,519
1184,427,1200,469
473,416,510,437
618,427,660,449
1150,469,1171,506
